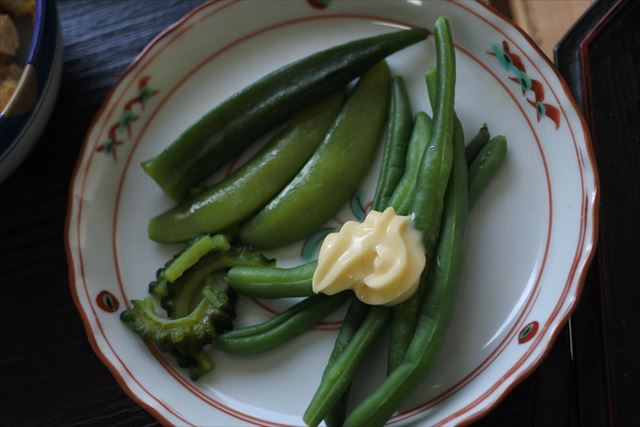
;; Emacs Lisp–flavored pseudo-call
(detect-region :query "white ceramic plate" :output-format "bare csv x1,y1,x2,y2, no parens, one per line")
65,1,598,425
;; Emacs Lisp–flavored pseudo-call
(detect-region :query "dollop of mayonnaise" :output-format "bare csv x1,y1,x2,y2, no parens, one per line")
312,207,426,306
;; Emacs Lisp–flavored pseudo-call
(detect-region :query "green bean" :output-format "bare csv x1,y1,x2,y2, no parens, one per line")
425,64,439,120
426,67,506,207
303,306,390,427
215,293,348,355
425,68,485,165
469,135,507,208
410,18,456,250
391,121,507,376
466,123,490,163
386,112,433,214
387,327,408,373
343,62,469,426
322,297,370,427
387,72,438,374
387,20,456,375
216,294,322,340
227,261,316,299
387,115,463,371
372,76,413,211
387,120,465,374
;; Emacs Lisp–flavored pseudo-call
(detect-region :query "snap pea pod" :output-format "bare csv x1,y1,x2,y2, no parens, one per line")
304,306,390,427
239,61,392,249
322,297,370,427
214,293,349,355
227,261,317,299
372,76,413,211
142,28,428,203
343,72,469,427
469,135,507,208
466,123,490,163
387,18,456,375
147,94,344,243
386,112,433,215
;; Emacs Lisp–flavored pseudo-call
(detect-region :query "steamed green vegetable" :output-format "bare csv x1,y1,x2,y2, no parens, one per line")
304,306,389,427
304,115,504,426
215,293,349,356
466,123,490,163
469,135,507,208
142,28,428,202
227,261,317,299
216,292,326,340
239,61,391,249
372,76,413,211
121,279,236,380
343,57,469,426
411,18,456,251
122,15,512,418
149,234,231,298
321,297,370,427
148,94,344,243
318,72,413,426
386,112,433,215
388,17,457,376
162,247,272,318
125,236,271,380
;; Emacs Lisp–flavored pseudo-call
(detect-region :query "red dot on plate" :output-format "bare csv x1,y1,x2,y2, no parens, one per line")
96,290,120,313
518,321,539,344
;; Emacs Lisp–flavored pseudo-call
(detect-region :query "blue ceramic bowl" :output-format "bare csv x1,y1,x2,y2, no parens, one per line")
0,0,62,183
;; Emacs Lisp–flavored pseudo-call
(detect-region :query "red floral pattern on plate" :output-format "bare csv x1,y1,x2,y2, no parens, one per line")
96,76,158,161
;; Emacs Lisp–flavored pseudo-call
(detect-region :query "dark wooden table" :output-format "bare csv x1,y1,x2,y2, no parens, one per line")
1,1,636,425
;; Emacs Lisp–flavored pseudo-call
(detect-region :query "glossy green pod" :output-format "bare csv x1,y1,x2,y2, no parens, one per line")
239,61,391,249
142,28,428,202
147,94,343,243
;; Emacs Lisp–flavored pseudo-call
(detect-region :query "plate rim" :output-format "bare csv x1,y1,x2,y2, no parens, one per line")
64,1,600,426
445,1,599,425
